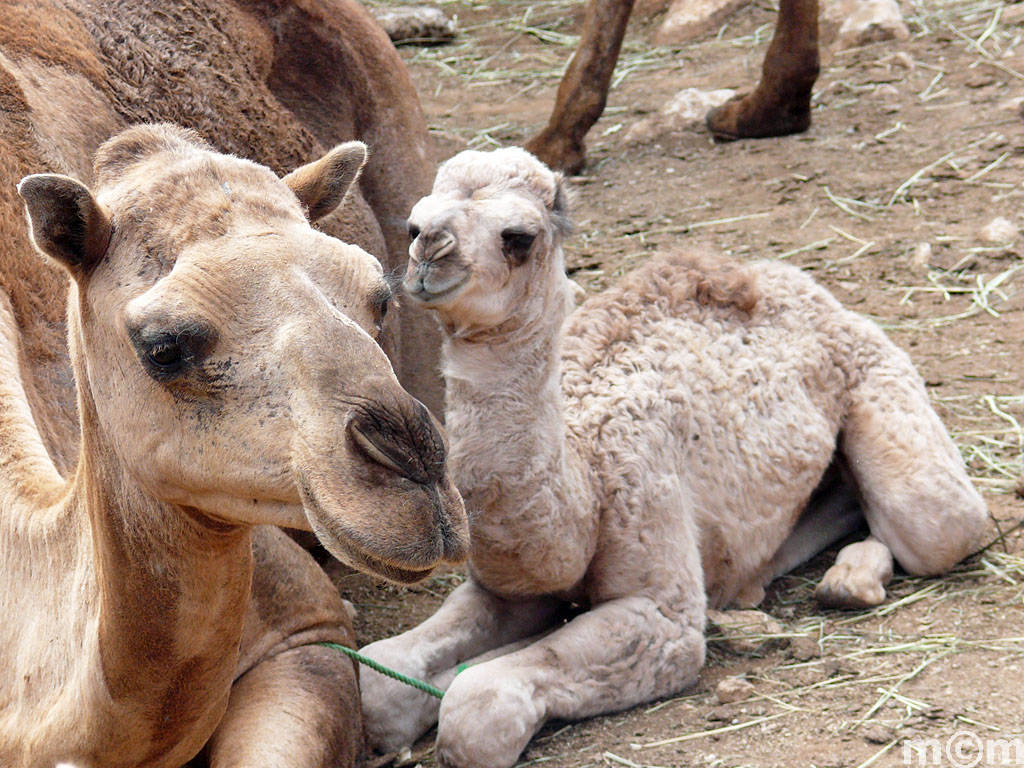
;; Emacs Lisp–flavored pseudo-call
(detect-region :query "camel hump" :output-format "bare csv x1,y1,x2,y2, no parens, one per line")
93,123,209,186
612,250,760,316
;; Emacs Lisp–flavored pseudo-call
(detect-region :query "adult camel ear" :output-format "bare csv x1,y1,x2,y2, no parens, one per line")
18,174,112,278
283,141,368,223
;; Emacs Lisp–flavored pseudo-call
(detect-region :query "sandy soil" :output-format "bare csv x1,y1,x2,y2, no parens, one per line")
336,0,1024,764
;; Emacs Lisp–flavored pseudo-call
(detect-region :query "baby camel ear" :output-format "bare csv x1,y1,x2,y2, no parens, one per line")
283,141,368,222
18,174,112,278
550,172,574,237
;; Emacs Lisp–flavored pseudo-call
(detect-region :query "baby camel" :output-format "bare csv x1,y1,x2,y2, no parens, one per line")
359,148,989,767
0,125,466,767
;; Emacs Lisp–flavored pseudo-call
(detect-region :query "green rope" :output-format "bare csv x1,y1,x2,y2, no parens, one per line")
318,642,445,699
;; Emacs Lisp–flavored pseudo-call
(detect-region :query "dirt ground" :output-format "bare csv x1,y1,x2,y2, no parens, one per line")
335,0,1024,764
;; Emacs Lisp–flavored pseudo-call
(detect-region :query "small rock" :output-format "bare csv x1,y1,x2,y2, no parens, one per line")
966,71,997,88
654,0,752,45
874,83,899,99
822,0,910,51
706,609,783,653
1003,3,1024,24
890,51,915,69
863,724,895,744
979,216,1018,244
911,242,932,267
624,88,736,143
372,5,456,44
341,598,357,622
788,636,822,661
716,676,756,704
998,96,1024,113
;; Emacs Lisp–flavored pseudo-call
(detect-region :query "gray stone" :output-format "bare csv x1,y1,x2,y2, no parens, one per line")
822,0,909,50
653,0,752,45
372,5,456,44
706,609,783,654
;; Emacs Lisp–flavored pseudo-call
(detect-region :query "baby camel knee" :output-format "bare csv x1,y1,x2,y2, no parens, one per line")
890,496,989,577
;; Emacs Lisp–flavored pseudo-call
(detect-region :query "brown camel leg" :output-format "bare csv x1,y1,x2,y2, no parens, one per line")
706,0,820,141
203,644,361,768
524,0,636,173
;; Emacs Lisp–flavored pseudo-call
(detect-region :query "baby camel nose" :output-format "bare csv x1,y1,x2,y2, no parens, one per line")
414,225,457,264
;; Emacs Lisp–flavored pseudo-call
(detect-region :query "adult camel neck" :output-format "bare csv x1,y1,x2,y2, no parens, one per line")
74,379,254,764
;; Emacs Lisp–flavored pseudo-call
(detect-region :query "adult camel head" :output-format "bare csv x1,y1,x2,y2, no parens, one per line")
18,123,467,582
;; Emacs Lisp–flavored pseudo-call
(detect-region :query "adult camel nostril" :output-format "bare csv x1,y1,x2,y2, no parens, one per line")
347,401,446,486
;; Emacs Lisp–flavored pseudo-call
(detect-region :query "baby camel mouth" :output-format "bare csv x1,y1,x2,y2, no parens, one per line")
404,273,470,306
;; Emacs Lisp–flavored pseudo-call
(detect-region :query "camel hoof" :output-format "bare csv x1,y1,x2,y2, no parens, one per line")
705,93,812,143
436,667,537,768
814,562,887,609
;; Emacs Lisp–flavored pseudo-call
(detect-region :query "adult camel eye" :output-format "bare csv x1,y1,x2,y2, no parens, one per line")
146,342,182,370
129,322,217,382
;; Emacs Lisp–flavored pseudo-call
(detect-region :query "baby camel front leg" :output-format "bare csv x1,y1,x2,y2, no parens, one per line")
435,594,706,768
360,579,565,753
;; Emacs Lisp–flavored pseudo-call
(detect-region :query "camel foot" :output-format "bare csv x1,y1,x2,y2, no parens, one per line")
523,129,586,175
435,664,538,768
705,90,812,143
814,539,893,609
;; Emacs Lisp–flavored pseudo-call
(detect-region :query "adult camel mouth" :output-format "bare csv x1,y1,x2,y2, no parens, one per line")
298,477,451,585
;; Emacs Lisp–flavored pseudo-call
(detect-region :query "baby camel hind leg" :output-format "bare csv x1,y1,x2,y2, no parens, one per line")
818,365,988,608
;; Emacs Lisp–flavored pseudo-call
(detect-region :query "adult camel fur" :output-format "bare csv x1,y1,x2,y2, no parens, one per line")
0,0,444,417
0,124,467,767
359,148,989,767
525,0,819,173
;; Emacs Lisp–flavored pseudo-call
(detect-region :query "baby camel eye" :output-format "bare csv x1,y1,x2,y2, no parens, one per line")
501,230,536,265
407,222,421,240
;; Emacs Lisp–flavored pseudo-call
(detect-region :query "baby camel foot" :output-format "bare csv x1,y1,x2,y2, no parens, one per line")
435,665,538,768
814,539,894,609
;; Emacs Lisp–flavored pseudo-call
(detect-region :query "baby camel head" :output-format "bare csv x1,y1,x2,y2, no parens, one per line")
17,124,467,582
403,148,572,335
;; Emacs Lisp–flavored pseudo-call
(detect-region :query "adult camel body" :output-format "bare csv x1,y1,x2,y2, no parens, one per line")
0,0,445,418
0,124,467,767
525,0,820,173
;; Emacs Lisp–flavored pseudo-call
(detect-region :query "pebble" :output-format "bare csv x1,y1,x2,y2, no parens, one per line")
716,676,756,704
979,216,1018,244
911,242,932,267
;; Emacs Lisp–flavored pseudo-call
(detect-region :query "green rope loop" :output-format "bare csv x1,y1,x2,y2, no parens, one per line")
318,642,445,699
